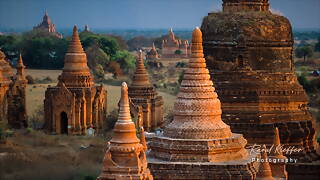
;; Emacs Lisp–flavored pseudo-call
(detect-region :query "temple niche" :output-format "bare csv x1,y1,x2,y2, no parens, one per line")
0,51,27,129
97,82,153,180
161,28,190,58
201,0,320,179
147,28,260,180
44,26,107,135
33,11,62,38
128,51,164,132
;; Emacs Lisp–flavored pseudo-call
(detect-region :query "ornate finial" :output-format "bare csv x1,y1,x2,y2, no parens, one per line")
73,25,78,33
118,82,131,121
18,53,23,64
191,27,204,58
272,127,286,159
140,127,147,151
152,43,156,50
256,145,275,180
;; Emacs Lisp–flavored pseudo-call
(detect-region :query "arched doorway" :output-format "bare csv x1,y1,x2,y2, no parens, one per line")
60,112,68,134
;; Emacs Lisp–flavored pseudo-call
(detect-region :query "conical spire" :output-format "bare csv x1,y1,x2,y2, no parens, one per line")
140,127,147,151
16,54,26,80
131,50,152,87
272,127,286,159
256,145,275,180
111,82,140,144
67,25,84,53
59,25,93,87
152,43,156,50
164,27,232,139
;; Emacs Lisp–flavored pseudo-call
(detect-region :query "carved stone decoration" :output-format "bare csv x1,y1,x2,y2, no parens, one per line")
147,28,259,180
97,82,153,180
44,26,107,135
128,50,164,132
0,51,27,129
201,0,320,179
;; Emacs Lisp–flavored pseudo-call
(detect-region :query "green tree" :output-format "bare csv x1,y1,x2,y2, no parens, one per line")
175,49,182,55
20,29,68,68
295,46,314,62
85,43,110,70
315,36,320,52
112,50,135,73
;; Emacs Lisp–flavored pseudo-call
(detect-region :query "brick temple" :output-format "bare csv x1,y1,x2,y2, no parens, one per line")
161,28,190,58
0,51,27,129
33,11,62,38
201,0,320,179
128,51,164,132
44,26,107,135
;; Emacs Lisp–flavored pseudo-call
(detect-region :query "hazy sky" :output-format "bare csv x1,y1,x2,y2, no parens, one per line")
0,0,319,30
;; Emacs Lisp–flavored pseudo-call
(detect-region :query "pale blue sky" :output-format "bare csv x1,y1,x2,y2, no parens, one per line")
0,0,319,30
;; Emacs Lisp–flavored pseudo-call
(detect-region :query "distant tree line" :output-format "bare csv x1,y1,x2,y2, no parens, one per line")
0,29,136,78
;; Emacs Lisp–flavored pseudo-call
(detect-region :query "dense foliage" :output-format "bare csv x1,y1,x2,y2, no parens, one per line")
0,30,135,78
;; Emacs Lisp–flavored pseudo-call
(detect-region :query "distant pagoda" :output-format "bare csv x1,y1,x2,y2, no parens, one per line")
128,50,164,132
33,11,62,38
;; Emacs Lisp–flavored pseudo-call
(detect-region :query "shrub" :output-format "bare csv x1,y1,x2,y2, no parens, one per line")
105,109,118,130
26,75,35,84
29,106,44,129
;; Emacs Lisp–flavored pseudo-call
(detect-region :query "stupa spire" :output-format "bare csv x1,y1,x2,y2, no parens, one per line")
272,127,286,159
164,27,232,139
131,50,152,87
110,82,140,144
16,54,26,80
59,25,93,87
256,145,275,180
67,25,84,53
97,82,153,179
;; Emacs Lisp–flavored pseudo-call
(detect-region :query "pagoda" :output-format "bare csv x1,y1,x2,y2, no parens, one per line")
33,11,62,38
128,51,164,132
44,26,107,135
97,82,153,180
0,51,27,129
146,43,159,60
201,0,320,179
161,28,190,58
7,54,28,128
147,28,259,179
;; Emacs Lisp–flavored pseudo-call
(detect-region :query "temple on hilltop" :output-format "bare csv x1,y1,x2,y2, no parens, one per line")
128,51,164,132
147,28,260,180
44,26,107,135
161,28,190,58
33,11,62,38
201,0,320,179
0,51,27,129
146,43,159,60
97,82,153,180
